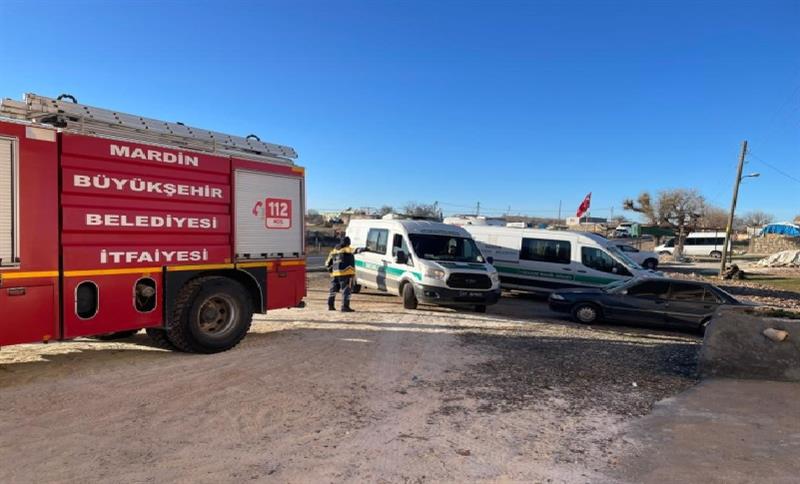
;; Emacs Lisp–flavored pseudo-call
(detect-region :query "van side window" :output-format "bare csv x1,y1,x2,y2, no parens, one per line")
581,247,632,276
392,233,411,262
366,228,389,254
627,280,670,298
520,238,571,264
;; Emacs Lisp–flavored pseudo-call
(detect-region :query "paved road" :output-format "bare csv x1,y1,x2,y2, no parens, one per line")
611,379,800,483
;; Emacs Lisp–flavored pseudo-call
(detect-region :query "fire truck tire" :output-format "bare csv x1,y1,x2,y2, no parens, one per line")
167,276,253,354
93,330,139,341
145,328,177,350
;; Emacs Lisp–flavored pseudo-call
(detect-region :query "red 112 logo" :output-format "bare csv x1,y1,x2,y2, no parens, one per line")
252,198,292,229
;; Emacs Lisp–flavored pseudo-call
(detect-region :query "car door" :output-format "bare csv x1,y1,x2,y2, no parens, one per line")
617,244,642,265
605,280,671,325
665,282,719,327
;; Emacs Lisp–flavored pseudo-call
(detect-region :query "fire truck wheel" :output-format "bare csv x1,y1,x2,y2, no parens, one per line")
93,330,139,341
145,328,177,350
167,276,253,354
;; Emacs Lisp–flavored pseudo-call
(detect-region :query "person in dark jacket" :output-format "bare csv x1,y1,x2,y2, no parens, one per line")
325,236,356,312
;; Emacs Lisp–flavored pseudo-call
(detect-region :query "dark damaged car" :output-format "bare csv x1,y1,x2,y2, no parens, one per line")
548,276,744,332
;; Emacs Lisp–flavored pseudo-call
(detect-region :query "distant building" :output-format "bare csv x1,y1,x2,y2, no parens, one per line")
565,216,607,226
444,215,506,226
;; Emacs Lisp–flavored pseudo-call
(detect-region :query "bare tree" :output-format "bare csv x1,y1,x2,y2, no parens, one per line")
378,205,395,216
623,189,705,257
403,202,441,220
698,205,729,230
741,211,774,229
305,209,325,226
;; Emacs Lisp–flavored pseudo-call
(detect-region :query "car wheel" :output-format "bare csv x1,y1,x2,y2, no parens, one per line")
643,258,658,270
402,283,418,310
571,303,601,324
710,251,722,259
658,251,672,256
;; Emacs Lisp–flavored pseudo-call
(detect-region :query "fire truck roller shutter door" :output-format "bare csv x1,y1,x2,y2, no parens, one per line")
0,138,16,266
234,170,303,259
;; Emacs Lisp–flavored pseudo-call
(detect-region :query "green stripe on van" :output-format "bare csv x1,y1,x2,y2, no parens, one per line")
495,265,615,286
355,259,422,281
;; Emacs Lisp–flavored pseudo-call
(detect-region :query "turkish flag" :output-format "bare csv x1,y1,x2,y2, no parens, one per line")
576,192,591,218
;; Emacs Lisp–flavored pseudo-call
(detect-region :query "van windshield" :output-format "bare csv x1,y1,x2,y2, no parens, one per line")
606,244,644,270
409,234,484,263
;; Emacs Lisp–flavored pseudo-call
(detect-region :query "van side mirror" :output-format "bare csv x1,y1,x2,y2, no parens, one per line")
486,256,494,265
395,250,408,264
354,247,364,254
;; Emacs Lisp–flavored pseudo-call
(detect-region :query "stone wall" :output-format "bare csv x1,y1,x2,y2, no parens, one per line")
750,234,800,255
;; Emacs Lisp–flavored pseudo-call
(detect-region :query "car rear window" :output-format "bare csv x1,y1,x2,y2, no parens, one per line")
669,282,706,301
627,280,670,298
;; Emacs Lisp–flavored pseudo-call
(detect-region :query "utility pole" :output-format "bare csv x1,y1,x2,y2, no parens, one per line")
558,200,562,226
720,140,748,275
476,202,480,216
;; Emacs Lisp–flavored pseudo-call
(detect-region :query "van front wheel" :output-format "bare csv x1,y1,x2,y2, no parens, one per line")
402,283,418,310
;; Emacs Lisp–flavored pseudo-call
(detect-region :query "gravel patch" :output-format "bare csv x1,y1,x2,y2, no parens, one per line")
444,328,700,417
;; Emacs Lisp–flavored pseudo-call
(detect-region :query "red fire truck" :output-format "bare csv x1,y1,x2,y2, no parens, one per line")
0,93,306,353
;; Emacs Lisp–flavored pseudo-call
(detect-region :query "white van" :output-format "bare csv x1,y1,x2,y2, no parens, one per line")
655,232,729,258
346,219,501,311
461,226,653,292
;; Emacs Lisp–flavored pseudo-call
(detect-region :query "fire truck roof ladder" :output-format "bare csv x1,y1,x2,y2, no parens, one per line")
0,93,298,165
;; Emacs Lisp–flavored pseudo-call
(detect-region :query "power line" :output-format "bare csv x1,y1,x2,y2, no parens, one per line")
748,151,800,185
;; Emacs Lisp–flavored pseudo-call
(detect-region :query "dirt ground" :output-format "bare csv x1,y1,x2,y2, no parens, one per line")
1,274,701,483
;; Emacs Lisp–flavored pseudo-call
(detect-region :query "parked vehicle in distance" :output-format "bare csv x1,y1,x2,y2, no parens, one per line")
346,218,501,312
655,232,730,258
461,226,655,294
548,276,743,332
612,242,659,270
613,223,632,238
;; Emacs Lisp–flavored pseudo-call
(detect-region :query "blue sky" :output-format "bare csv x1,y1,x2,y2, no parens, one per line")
1,0,798,220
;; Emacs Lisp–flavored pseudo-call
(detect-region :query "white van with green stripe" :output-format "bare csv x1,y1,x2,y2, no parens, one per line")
346,219,501,312
462,226,654,293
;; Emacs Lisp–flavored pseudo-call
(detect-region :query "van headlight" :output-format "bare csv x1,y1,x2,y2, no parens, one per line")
490,272,500,284
550,293,566,301
425,268,446,280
